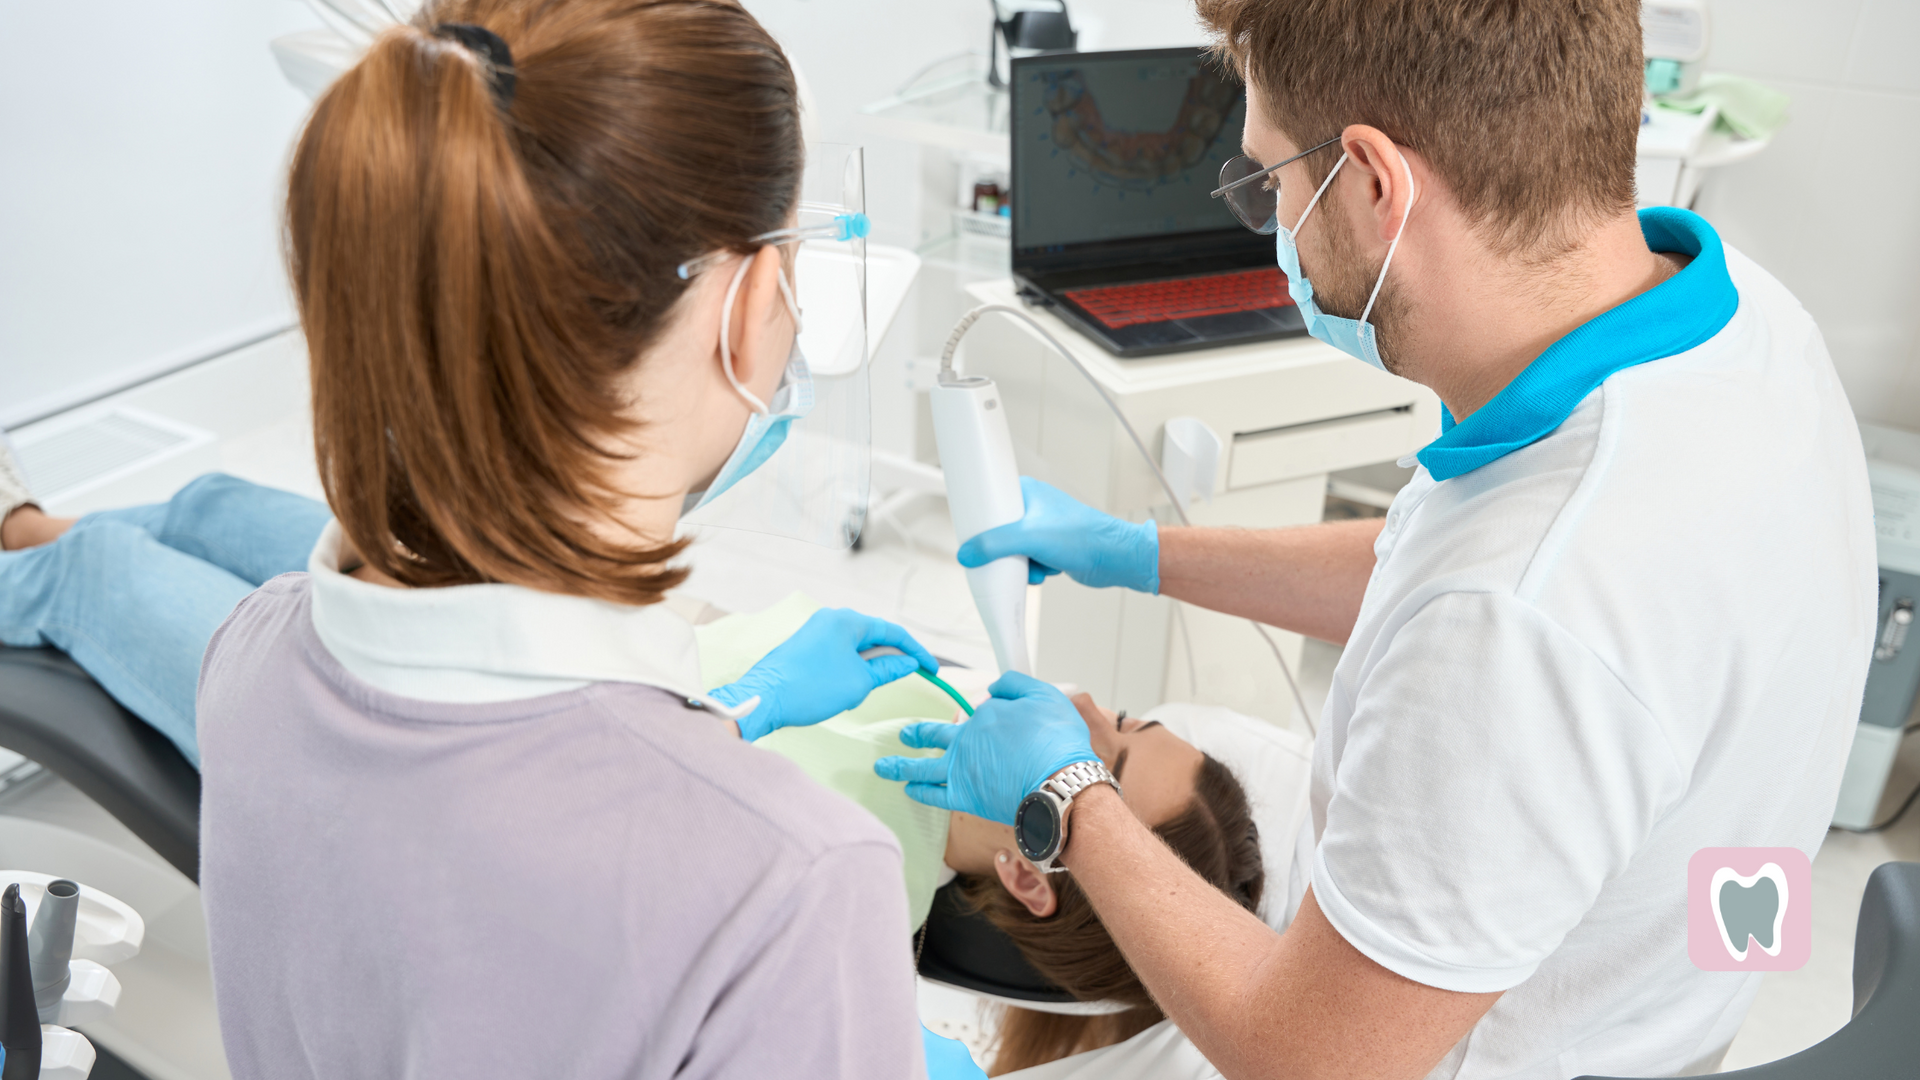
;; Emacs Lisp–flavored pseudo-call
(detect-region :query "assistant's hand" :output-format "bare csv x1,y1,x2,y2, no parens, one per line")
956,477,1159,592
921,1026,986,1080
712,608,938,743
873,672,1096,826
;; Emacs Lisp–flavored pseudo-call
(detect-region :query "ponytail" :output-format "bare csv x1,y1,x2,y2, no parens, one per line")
289,0,802,603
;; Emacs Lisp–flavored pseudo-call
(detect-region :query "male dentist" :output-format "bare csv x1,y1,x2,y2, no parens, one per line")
880,1,1876,1077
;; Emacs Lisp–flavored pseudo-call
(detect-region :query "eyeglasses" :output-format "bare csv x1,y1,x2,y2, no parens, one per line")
675,209,870,280
1209,136,1342,235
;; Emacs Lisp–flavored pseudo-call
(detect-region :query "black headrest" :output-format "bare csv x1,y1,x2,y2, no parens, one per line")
916,878,1077,1003
0,648,200,881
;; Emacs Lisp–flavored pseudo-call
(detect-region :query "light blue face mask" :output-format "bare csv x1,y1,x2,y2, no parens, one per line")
1274,149,1417,372
688,256,811,513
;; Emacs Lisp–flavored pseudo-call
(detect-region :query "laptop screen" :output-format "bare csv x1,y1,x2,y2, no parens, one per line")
1011,49,1247,259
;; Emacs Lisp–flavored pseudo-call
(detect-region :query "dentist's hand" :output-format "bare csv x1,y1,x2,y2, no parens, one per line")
712,609,938,743
957,477,1159,593
921,1026,986,1080
874,672,1097,826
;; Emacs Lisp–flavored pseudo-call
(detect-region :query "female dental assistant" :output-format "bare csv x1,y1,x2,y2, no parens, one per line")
880,1,1876,1078
195,2,936,1077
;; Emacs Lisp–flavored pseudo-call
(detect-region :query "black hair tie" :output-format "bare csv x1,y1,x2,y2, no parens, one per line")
434,23,516,109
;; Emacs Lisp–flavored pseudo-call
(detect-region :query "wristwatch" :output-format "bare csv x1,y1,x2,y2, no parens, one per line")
1015,760,1122,874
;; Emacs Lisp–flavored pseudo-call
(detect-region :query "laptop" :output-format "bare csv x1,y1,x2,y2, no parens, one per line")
1009,47,1305,358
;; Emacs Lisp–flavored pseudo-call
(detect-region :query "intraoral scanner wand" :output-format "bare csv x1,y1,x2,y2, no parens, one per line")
937,304,1318,734
929,375,1033,676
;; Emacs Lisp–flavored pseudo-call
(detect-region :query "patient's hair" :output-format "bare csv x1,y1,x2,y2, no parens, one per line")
963,753,1264,1075
1195,0,1643,257
288,0,800,603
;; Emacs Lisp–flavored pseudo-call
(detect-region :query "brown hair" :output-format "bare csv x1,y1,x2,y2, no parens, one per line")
289,0,801,603
1196,0,1643,255
964,754,1264,1074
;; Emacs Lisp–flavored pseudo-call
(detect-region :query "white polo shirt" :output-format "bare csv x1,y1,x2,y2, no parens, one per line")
1310,209,1876,1079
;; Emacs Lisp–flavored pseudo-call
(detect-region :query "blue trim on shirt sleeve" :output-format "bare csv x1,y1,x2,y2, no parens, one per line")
1416,207,1739,481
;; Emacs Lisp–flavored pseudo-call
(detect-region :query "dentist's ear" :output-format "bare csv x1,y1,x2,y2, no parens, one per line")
1340,123,1422,245
721,243,795,408
994,849,1058,917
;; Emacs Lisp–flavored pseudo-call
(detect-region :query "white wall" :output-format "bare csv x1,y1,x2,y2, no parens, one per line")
10,2,1909,433
0,0,320,429
1694,0,1920,429
756,0,1920,429
743,0,1212,249
743,0,1220,463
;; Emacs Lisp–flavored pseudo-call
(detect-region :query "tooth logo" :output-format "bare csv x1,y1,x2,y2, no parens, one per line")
1709,863,1787,961
1688,848,1811,972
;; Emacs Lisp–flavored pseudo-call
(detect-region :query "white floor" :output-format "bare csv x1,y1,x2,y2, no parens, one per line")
14,334,1917,1075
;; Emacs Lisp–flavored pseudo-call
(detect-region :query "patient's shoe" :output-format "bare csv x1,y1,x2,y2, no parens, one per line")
0,435,38,527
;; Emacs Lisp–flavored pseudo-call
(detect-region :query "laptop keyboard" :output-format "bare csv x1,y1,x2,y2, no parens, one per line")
1063,268,1295,330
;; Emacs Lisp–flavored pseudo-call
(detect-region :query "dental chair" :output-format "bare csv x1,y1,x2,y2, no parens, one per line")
971,858,1920,1080
940,703,1920,1080
0,648,202,1079
5,647,1920,1080
0,648,199,883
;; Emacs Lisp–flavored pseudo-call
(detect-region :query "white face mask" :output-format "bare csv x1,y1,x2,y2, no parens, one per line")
686,255,810,514
1274,147,1417,372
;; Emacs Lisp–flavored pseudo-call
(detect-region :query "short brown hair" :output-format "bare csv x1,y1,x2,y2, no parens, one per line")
289,0,801,603
1197,0,1643,253
965,754,1265,1074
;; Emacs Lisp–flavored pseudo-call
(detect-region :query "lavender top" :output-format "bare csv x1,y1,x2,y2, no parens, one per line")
198,574,923,1079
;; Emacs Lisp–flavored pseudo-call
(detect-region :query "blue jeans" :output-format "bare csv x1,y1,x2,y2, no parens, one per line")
0,475,332,766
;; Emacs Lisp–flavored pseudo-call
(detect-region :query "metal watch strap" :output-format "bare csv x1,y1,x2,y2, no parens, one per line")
1043,759,1121,804
1023,760,1121,874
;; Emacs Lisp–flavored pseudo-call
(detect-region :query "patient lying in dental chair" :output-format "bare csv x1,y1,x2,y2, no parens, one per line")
698,595,1266,1075
0,468,1264,1075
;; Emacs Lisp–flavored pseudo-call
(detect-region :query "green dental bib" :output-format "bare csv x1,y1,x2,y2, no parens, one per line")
696,594,957,928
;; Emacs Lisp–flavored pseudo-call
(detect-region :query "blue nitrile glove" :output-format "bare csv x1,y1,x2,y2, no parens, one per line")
712,608,939,743
873,672,1097,826
956,477,1159,592
922,1025,987,1080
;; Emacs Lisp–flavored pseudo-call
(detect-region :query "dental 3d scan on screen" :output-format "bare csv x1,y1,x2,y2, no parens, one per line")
3,0,1918,1078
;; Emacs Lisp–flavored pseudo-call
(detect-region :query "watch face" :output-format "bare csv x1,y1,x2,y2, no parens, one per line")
1016,792,1058,861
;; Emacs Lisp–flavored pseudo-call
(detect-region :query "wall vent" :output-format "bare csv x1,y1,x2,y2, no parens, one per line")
11,408,219,516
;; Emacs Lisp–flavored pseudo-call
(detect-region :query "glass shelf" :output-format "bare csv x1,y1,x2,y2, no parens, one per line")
859,70,1011,158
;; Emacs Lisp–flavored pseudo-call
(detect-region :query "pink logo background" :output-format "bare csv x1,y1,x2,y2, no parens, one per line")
1688,847,1812,972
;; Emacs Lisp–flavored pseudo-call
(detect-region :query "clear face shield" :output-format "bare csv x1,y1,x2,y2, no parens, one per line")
678,144,872,549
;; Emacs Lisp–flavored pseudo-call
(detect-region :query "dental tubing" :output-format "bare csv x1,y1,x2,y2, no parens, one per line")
859,647,975,717
917,669,975,717
939,305,1317,734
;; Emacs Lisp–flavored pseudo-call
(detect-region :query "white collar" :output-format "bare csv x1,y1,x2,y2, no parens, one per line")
307,520,746,717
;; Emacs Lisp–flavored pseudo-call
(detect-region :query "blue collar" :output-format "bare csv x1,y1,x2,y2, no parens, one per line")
1416,207,1739,481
